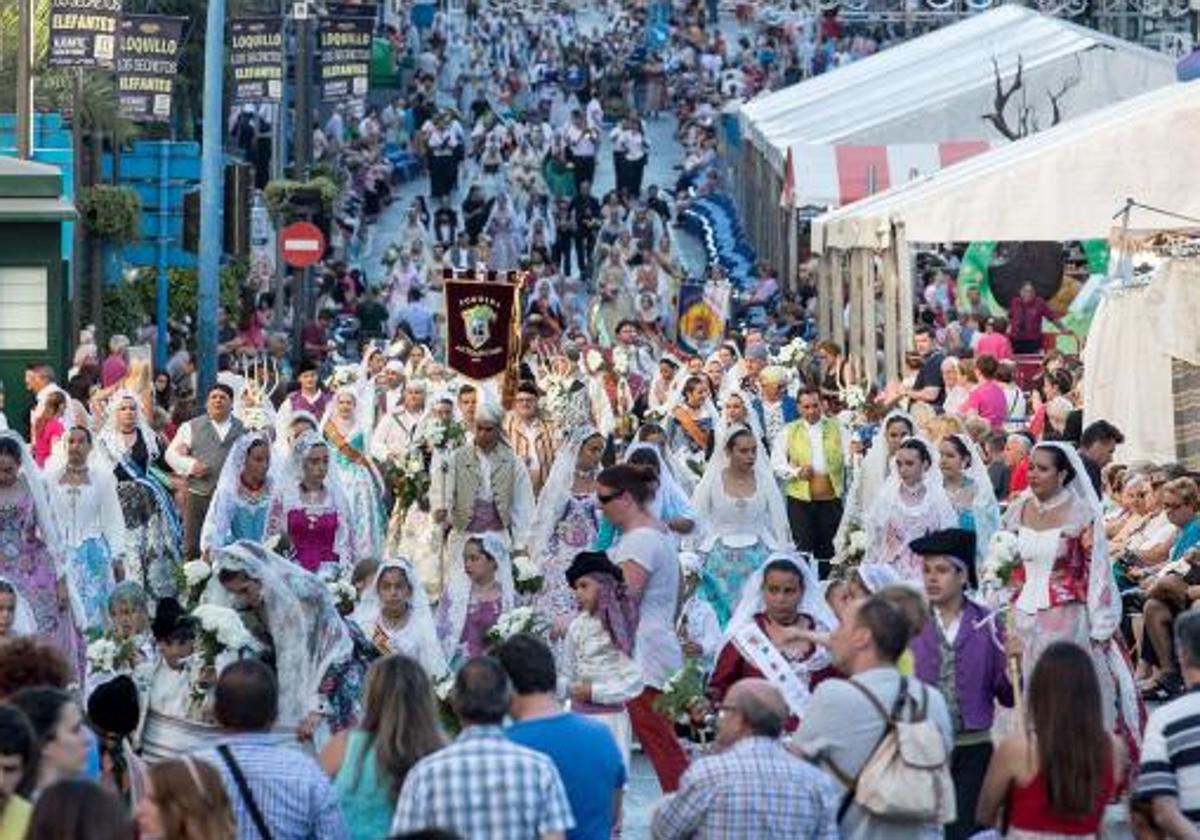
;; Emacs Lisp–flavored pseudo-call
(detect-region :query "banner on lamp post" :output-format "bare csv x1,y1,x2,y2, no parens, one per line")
49,0,122,68
117,16,185,122
230,17,284,103
318,16,373,102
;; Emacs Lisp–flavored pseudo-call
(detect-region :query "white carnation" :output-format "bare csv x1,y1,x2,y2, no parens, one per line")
192,605,258,652
182,560,212,588
512,555,540,582
86,638,118,672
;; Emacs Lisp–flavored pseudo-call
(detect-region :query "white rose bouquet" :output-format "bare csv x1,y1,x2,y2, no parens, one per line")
485,606,550,646
834,527,868,566
512,554,544,596
177,560,212,606
326,577,358,615
981,531,1022,597
86,636,137,675
773,337,810,369
424,418,466,452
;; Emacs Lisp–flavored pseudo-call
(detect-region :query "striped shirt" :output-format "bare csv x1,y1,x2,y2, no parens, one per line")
1138,688,1200,819
651,736,842,839
199,733,349,840
391,725,574,840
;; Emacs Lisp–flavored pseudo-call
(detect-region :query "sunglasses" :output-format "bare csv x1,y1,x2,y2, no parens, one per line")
597,490,623,505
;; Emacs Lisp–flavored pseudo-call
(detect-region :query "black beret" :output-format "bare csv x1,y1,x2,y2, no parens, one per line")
87,675,140,737
909,528,978,587
565,551,624,588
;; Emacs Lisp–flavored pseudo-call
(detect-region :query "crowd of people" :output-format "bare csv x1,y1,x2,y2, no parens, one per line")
4,1,1200,840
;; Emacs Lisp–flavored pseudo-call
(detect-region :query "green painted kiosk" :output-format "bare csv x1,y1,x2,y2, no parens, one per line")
0,157,76,438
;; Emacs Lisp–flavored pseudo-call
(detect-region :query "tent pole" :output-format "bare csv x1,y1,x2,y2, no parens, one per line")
883,243,899,385
832,250,846,350
817,252,832,339
896,224,915,359
862,252,878,388
848,250,863,373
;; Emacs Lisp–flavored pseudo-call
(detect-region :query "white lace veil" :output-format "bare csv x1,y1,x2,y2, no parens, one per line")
206,540,354,727
352,558,448,679
272,409,319,479
321,384,375,443
441,533,516,657
867,435,957,552
945,433,1000,563
200,433,277,554
623,441,693,523
97,388,159,466
713,389,765,443
528,424,602,563
0,430,63,559
0,576,38,638
691,424,790,550
726,551,837,672
835,409,914,551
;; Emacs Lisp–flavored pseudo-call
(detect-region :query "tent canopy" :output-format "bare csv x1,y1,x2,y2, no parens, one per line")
739,5,1176,176
811,81,1200,251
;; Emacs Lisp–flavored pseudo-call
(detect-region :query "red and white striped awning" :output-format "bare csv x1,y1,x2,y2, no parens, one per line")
780,141,996,210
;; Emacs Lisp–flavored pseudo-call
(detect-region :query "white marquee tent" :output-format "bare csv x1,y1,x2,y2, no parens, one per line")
805,81,1200,387
732,5,1176,282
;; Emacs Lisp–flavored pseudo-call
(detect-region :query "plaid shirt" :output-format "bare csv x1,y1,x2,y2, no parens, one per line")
651,736,841,840
199,733,349,840
391,724,575,840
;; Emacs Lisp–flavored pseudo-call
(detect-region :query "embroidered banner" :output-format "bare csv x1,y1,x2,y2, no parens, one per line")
443,275,520,381
677,281,728,356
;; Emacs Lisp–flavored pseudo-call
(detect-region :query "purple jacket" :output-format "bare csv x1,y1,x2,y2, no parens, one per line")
911,599,1013,733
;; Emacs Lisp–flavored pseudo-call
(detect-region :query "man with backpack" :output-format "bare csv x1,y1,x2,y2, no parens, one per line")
795,596,955,839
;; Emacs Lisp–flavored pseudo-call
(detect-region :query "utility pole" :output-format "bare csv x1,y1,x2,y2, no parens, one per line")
16,0,33,159
197,0,228,396
290,1,314,363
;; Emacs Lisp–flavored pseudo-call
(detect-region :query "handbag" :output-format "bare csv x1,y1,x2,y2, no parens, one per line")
217,745,274,840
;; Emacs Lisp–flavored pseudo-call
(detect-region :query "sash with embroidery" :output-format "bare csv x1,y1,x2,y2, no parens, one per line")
731,622,811,718
671,407,711,452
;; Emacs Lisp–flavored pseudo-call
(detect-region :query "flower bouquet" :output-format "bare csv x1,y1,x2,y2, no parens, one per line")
980,531,1022,597
434,675,460,736
512,554,544,597
326,365,359,391
833,527,868,567
241,406,269,432
424,418,467,452
653,657,713,744
188,605,260,714
773,337,810,370
86,634,138,675
384,447,432,514
485,606,550,646
324,575,358,616
176,560,212,607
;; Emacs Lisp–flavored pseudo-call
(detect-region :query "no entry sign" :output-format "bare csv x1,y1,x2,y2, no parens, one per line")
280,221,326,269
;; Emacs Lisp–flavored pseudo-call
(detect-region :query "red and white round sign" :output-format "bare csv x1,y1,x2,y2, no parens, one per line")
280,221,326,269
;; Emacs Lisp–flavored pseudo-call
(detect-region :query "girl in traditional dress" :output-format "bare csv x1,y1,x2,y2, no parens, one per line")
939,433,1001,565
352,559,448,680
322,388,386,562
708,553,838,722
435,534,516,665
690,426,791,627
209,540,363,738
835,410,914,554
1000,442,1141,754
562,550,643,769
864,437,958,582
0,577,39,640
0,432,77,663
528,427,606,653
95,389,180,599
265,431,354,576
666,376,715,487
48,426,126,636
200,433,277,555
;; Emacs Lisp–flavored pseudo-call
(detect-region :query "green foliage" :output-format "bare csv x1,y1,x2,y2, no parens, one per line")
102,262,247,342
77,185,142,242
263,177,339,221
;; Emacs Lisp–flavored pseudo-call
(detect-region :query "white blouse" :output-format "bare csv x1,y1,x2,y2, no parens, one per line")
51,474,128,554
1014,526,1063,614
562,613,643,706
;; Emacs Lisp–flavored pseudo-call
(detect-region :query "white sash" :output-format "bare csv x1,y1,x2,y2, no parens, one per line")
731,622,811,719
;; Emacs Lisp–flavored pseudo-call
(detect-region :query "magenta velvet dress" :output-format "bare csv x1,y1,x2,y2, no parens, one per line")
287,509,340,572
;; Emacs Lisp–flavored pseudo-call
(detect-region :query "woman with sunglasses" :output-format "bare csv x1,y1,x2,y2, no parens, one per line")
594,464,690,794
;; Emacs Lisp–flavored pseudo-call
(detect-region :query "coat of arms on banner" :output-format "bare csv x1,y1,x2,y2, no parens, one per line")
463,303,497,350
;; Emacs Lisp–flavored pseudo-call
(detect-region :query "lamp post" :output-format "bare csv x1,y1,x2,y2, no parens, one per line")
196,0,228,396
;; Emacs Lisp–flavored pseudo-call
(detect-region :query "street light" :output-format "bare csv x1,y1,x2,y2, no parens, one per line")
196,0,228,396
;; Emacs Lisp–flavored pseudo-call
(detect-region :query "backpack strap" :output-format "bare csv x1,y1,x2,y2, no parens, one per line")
217,745,274,840
830,677,911,822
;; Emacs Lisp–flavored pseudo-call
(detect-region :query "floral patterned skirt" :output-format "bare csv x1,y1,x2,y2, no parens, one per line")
699,540,770,628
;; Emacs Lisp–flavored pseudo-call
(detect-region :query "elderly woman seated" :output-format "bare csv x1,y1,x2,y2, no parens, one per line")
1134,476,1200,700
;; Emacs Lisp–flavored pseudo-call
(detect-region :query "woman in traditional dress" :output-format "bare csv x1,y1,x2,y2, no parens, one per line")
666,376,716,489
835,410,914,550
1000,442,1141,754
200,433,277,555
322,388,386,562
528,427,606,654
435,534,516,666
599,442,696,547
939,433,1001,565
690,426,791,627
94,389,180,599
484,193,527,272
713,390,764,444
864,437,958,582
0,432,78,664
209,540,363,738
265,431,354,576
47,426,126,636
707,552,838,721
351,559,448,680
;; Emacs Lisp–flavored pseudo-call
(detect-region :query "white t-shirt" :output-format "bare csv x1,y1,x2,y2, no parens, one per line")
612,526,682,689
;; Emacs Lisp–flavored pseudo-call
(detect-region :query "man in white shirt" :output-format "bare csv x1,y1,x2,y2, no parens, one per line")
565,109,598,189
772,389,847,564
166,383,246,560
371,379,429,463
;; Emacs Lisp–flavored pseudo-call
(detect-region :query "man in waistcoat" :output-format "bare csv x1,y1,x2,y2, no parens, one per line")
431,400,534,593
502,382,557,497
771,388,845,567
166,383,246,559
